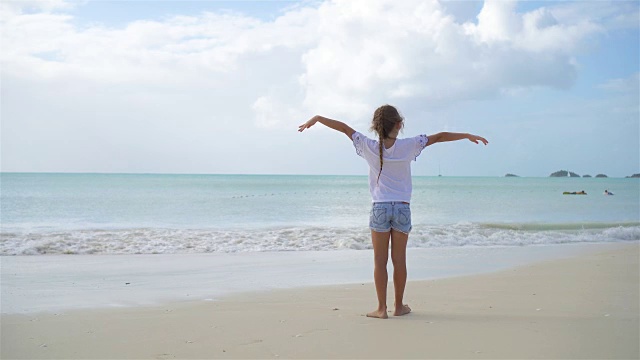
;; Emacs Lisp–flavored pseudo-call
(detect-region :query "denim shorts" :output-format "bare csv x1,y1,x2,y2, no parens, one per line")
369,202,412,234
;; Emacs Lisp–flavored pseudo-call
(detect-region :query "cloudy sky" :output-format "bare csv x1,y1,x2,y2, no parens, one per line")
1,0,638,177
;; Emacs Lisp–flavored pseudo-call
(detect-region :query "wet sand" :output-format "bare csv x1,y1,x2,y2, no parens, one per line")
2,242,638,359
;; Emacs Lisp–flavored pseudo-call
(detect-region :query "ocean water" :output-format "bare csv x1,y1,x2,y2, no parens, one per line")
1,173,638,255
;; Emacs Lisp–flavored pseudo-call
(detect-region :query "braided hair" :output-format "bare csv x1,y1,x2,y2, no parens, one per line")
370,105,404,184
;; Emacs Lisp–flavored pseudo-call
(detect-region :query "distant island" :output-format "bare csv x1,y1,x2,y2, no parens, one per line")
549,170,580,177
499,171,637,178
548,170,616,178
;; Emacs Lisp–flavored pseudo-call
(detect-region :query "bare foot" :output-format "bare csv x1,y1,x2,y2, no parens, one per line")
393,304,411,316
366,307,388,319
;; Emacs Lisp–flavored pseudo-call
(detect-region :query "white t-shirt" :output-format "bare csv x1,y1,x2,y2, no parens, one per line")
352,131,428,203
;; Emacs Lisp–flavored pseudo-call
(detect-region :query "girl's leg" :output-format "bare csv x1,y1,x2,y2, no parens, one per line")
390,229,411,316
367,230,390,319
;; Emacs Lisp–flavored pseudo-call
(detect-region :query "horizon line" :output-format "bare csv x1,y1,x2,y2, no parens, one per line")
1,171,638,178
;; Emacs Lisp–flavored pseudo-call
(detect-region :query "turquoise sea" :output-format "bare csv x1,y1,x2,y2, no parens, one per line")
1,173,638,255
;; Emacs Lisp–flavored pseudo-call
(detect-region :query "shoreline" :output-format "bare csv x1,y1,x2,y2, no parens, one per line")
2,242,633,314
2,242,638,359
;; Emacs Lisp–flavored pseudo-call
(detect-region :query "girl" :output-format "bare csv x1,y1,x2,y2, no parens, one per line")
298,105,488,319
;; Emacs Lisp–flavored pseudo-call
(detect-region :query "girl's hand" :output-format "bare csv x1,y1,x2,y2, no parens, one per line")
298,117,318,132
468,134,488,145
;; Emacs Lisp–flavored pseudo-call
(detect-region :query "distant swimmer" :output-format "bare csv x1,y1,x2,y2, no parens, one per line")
604,189,614,195
563,190,587,195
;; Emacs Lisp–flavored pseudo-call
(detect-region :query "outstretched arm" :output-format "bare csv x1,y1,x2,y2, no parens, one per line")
426,132,488,147
298,115,356,140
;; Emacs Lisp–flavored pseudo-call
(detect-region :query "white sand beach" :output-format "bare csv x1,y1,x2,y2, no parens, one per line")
2,242,638,359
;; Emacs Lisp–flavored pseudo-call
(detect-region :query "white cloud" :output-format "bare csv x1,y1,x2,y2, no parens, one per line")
598,72,640,93
290,0,602,123
1,1,608,114
1,0,636,174
1,4,317,84
1,0,75,15
517,7,602,53
252,87,305,129
470,0,521,42
549,1,640,31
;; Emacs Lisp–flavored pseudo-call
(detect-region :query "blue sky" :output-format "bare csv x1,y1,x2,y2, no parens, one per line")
1,0,638,177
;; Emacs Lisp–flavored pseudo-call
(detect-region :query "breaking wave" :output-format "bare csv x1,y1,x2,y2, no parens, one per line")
1,222,638,255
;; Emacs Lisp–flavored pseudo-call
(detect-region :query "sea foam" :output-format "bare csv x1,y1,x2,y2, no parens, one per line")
1,223,637,255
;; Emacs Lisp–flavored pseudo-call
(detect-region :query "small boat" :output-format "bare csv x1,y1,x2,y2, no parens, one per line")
563,191,587,195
